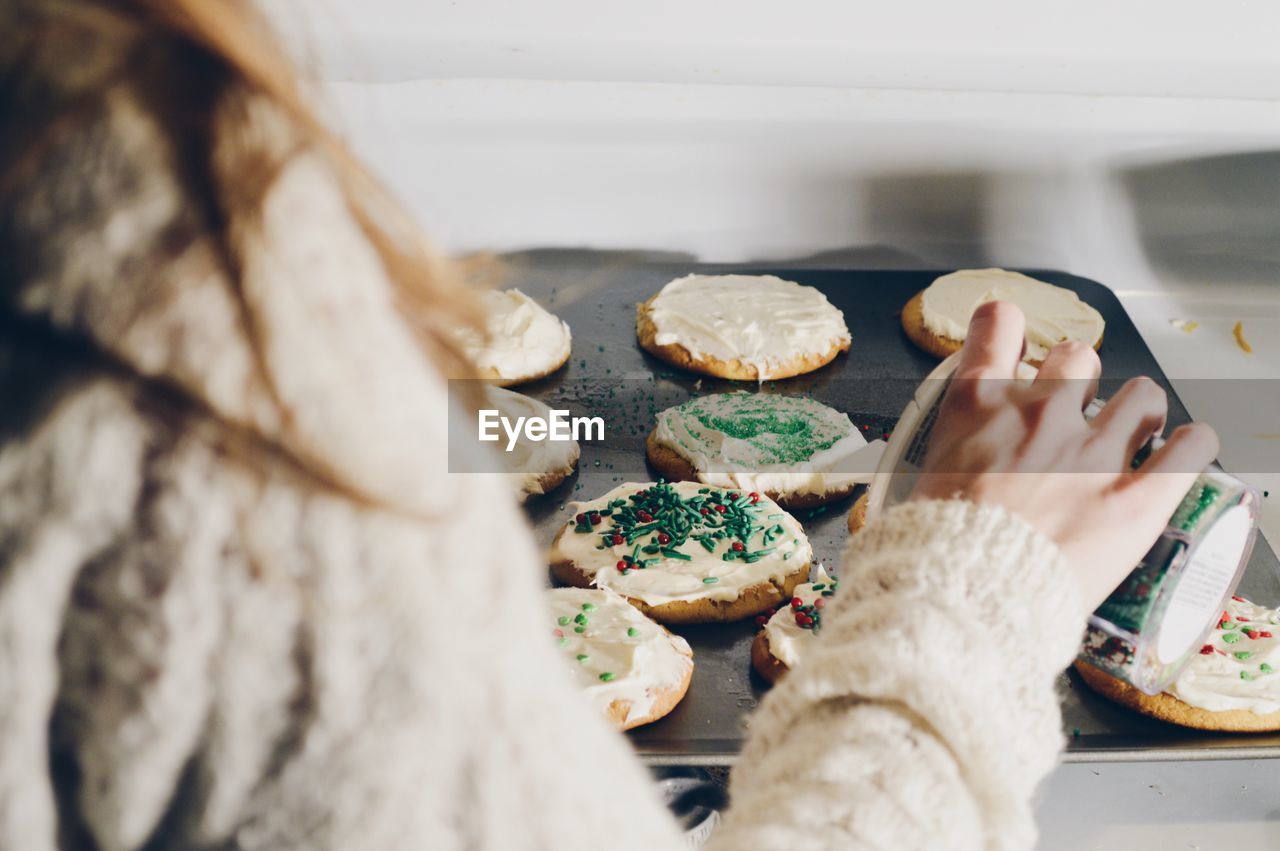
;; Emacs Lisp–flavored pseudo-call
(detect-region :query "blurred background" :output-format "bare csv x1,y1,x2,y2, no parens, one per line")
260,3,1280,845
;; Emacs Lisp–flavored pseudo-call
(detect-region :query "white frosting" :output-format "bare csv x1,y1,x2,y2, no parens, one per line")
1168,597,1280,715
455,288,571,381
653,392,884,498
762,566,836,669
547,587,692,727
550,481,812,607
920,269,1105,362
482,386,579,500
646,274,850,380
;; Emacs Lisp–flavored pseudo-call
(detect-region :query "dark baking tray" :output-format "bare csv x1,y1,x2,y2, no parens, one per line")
512,262,1280,765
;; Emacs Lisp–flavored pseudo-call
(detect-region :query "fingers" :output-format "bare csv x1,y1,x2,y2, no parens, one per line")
1090,377,1168,464
954,301,1026,382
1126,422,1220,509
1035,340,1101,410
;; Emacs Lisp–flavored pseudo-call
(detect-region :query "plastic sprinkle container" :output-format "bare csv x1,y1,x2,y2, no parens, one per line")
869,354,1261,695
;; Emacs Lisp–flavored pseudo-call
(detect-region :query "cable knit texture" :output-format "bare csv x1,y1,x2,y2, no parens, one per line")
1,5,1087,850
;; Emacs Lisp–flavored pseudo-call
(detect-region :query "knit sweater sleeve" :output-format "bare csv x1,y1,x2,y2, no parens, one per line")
707,499,1089,851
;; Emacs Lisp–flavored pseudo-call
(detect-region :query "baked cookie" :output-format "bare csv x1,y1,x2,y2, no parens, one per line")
456,288,571,385
750,567,840,684
549,480,811,625
636,274,850,381
1074,596,1280,732
846,491,869,534
483,386,579,502
548,587,693,730
647,392,885,509
902,269,1104,365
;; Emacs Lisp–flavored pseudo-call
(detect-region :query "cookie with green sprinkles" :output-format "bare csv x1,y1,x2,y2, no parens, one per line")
1074,596,1280,732
546,587,694,730
548,480,812,625
751,567,840,684
647,392,884,509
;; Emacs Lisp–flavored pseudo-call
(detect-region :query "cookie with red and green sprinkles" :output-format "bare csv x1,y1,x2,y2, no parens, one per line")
549,480,812,625
751,566,840,684
547,588,693,731
1075,596,1280,732
647,392,884,509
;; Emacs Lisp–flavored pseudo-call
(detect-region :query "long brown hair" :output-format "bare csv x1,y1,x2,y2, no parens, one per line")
129,0,482,384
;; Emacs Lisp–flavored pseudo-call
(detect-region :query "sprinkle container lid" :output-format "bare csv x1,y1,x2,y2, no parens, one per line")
869,353,1261,695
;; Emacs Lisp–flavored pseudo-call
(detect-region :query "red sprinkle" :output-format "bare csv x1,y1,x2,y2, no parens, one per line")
611,534,624,546
731,542,745,552
1260,631,1274,639
1238,617,1251,623
791,597,803,608
637,511,653,523
748,492,760,503
1199,644,1215,655
616,560,628,571
728,493,739,501
575,513,587,524
553,629,564,638
700,507,710,515
1232,595,1245,602
657,533,671,545
1222,611,1231,622
714,504,727,513
589,513,602,525
814,598,825,609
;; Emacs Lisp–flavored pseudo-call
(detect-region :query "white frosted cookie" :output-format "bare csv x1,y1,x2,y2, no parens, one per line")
750,567,839,684
902,269,1104,364
636,274,851,381
456,288,571,385
647,392,884,509
549,480,812,625
548,587,693,730
483,386,579,501
1075,596,1280,732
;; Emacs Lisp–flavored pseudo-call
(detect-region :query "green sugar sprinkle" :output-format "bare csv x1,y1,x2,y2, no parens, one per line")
663,393,851,466
1222,632,1243,644
1234,651,1254,660
1262,663,1275,674
574,613,588,625
627,627,639,637
581,603,596,612
558,637,569,647
574,626,586,634
557,616,571,626
702,577,719,584
599,672,616,682
576,654,589,663
1241,671,1255,681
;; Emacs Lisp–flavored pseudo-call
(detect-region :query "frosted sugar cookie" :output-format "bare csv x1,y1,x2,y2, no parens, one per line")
549,480,812,625
456,288,571,385
483,386,578,501
548,587,693,730
1074,596,1280,732
646,392,884,509
750,567,839,684
636,274,850,380
902,269,1104,364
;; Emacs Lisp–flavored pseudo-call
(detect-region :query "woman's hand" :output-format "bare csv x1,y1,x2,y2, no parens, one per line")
914,301,1220,609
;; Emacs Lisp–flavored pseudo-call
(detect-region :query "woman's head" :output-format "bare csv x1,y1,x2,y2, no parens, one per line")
107,0,483,383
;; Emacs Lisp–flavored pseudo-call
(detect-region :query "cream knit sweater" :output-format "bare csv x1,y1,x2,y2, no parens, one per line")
0,6,1088,850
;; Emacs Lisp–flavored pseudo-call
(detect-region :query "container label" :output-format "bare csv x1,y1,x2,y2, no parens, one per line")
1156,503,1251,664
